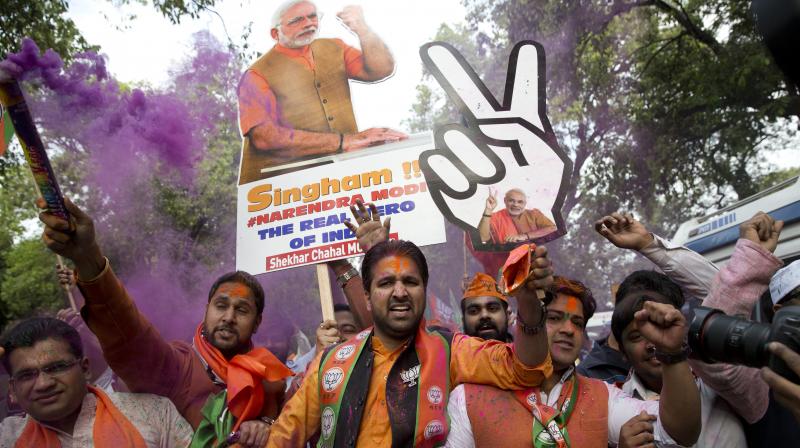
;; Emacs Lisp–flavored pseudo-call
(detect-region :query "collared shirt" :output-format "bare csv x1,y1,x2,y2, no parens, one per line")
237,40,364,137
0,392,193,448
623,373,747,448
444,370,677,448
576,338,630,384
268,332,552,447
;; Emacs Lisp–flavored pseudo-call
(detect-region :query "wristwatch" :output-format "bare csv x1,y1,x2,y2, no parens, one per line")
337,266,359,288
655,344,691,365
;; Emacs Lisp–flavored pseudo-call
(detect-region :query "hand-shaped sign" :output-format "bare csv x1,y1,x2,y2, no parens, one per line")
419,41,572,251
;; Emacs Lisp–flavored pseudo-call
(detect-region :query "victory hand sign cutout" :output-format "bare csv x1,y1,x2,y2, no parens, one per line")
418,41,572,250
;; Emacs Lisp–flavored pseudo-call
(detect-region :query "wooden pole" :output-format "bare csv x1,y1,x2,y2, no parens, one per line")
25,164,78,313
57,254,79,312
316,264,335,322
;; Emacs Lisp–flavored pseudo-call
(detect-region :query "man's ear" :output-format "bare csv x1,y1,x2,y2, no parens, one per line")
254,314,263,333
80,357,91,381
270,28,279,41
365,290,372,312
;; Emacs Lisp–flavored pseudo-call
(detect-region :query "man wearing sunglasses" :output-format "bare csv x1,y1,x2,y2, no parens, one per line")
0,317,192,447
237,0,406,185
445,276,702,447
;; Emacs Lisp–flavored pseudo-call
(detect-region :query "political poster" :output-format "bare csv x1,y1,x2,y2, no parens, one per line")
236,134,447,274
418,41,573,253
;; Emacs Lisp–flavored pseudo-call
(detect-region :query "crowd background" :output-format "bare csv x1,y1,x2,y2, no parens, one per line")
0,0,798,383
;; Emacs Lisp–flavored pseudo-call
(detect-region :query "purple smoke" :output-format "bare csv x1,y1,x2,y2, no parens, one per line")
6,33,468,353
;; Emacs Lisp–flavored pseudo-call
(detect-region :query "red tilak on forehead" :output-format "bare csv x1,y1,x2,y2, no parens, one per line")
384,255,411,274
565,296,580,313
216,283,251,297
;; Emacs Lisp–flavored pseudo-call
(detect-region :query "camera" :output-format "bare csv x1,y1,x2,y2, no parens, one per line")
688,305,800,384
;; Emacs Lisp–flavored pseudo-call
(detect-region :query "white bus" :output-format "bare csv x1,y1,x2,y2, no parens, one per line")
672,176,800,265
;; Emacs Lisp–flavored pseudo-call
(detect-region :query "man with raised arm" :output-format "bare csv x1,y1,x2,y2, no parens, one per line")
237,0,407,184
594,211,784,428
37,198,293,448
445,276,702,448
267,202,553,447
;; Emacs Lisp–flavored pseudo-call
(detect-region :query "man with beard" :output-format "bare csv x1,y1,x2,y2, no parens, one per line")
445,276,702,448
267,205,554,447
461,273,511,342
237,0,407,184
36,198,293,448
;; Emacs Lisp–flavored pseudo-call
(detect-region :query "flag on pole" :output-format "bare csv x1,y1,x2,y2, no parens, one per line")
0,106,14,157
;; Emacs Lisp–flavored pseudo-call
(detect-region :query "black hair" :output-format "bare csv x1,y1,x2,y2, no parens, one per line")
333,303,352,313
208,271,265,315
1,317,83,373
361,240,429,291
542,276,597,324
615,270,684,309
611,271,683,351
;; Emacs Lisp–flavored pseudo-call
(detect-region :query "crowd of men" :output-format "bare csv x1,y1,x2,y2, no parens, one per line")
1,194,799,447
2,0,800,446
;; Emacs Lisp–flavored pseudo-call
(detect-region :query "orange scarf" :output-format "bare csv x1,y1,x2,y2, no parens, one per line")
15,385,146,448
192,324,293,432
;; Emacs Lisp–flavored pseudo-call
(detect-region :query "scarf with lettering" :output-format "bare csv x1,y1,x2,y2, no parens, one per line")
512,369,579,448
317,320,451,447
15,385,146,448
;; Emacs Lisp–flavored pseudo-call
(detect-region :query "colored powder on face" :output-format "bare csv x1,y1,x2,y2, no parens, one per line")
384,256,412,276
215,283,252,299
565,296,580,314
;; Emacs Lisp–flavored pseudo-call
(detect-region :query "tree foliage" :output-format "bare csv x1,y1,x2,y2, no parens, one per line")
409,0,798,306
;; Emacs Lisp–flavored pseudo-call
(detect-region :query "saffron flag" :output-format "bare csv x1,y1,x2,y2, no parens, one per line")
0,106,14,157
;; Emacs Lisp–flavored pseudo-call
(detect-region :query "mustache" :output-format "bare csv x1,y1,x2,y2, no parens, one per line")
477,321,498,331
214,324,238,335
388,299,413,308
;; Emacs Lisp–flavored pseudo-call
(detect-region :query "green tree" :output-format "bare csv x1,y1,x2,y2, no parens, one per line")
0,239,63,327
410,0,797,305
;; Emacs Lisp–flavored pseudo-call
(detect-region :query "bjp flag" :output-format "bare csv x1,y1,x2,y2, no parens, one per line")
0,106,14,157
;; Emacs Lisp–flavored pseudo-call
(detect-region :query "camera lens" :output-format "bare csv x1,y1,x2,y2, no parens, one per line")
688,306,772,367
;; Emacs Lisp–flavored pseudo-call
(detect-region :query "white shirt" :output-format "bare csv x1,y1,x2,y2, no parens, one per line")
0,391,193,448
445,370,678,448
623,373,747,448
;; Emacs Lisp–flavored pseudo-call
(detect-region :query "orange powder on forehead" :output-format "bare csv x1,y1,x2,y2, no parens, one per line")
216,283,251,297
379,255,413,275
565,296,580,314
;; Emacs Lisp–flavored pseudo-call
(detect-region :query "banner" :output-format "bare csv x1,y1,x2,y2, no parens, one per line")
419,41,573,253
236,134,447,274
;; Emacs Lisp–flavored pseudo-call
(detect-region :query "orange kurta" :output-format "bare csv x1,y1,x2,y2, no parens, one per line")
268,334,553,447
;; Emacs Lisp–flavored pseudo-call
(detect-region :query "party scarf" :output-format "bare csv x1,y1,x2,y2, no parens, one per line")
15,385,146,448
317,320,451,447
512,373,579,448
190,324,293,446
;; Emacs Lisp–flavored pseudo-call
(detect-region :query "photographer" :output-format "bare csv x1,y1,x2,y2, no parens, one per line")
747,260,800,443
